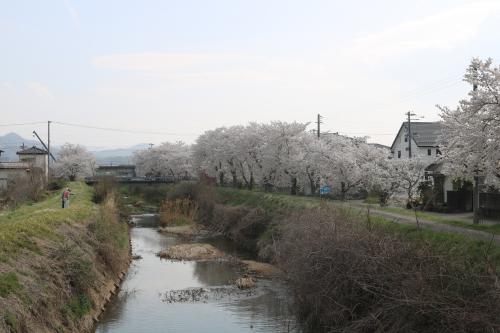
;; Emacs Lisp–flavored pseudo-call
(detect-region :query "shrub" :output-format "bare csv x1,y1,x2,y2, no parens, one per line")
92,176,117,203
275,206,500,333
4,168,46,207
47,178,67,191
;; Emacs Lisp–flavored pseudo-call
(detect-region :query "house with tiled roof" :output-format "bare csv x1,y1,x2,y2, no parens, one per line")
0,146,48,190
390,122,442,162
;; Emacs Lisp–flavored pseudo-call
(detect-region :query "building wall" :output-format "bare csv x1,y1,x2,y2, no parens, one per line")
391,130,439,164
19,154,48,181
0,168,28,190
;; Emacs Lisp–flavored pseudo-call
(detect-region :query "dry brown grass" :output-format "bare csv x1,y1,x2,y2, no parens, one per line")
275,206,500,333
159,198,198,226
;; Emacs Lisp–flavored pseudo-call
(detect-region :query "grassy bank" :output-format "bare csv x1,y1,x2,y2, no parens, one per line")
0,182,129,333
371,205,500,234
164,183,500,332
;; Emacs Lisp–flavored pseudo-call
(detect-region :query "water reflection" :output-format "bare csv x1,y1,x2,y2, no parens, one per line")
95,214,302,333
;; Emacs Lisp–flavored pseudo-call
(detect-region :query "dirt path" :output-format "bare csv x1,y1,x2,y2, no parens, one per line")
338,202,500,244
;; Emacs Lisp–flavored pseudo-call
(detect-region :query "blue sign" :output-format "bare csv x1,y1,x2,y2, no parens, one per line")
319,186,331,195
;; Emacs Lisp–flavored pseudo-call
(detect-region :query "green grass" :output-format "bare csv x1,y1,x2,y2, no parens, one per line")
0,182,96,261
63,294,92,319
0,272,22,297
3,311,18,329
216,187,321,215
343,206,500,266
373,205,500,235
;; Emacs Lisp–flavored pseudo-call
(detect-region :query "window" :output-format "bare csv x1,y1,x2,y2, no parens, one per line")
404,136,408,142
428,148,432,156
398,151,401,158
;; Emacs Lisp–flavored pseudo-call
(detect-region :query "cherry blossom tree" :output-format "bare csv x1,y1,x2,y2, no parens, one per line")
134,142,192,181
54,143,96,181
438,58,500,187
392,158,428,207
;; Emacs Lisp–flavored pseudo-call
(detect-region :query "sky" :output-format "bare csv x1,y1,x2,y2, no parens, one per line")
1,0,500,148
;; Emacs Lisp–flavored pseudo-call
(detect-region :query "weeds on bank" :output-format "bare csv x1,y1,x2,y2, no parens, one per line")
276,205,500,333
89,194,129,274
159,198,198,226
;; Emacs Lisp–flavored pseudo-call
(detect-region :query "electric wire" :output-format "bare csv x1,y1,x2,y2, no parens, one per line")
52,121,198,136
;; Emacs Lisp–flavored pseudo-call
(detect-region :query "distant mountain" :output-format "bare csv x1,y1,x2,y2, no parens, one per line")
0,132,148,165
0,132,39,161
90,143,149,165
0,133,148,165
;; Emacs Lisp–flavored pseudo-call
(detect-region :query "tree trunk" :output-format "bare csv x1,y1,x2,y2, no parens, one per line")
231,170,238,188
249,172,254,190
290,177,298,195
341,182,346,201
219,171,224,186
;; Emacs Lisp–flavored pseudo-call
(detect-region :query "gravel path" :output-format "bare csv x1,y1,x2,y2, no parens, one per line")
339,202,500,244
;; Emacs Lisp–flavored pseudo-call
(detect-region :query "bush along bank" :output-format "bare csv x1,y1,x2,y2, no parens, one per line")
0,182,129,333
168,183,500,333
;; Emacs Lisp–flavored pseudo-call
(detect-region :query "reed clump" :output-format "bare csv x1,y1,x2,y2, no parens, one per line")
159,198,198,226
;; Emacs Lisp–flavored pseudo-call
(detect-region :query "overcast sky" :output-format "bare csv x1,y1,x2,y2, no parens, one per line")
1,0,500,148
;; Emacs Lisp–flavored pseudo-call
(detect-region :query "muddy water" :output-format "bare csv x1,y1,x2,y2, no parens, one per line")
95,214,302,333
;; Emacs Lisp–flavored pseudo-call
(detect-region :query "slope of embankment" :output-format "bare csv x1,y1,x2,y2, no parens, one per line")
165,183,500,333
0,182,129,333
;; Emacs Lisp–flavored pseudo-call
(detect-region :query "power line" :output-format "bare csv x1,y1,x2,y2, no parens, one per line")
398,75,463,99
52,121,198,136
0,122,46,127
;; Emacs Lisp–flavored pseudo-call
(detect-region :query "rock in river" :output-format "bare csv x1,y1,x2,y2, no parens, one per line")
158,243,225,260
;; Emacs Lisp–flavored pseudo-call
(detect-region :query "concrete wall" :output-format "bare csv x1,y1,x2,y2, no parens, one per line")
0,168,28,190
19,154,48,180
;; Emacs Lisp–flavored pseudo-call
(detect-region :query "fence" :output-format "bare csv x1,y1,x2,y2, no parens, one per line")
446,191,473,212
480,193,500,219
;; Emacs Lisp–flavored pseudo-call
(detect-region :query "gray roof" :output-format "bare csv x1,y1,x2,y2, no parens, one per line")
16,146,48,155
391,122,442,149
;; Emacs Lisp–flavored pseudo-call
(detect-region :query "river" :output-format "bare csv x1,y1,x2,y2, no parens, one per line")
95,214,302,333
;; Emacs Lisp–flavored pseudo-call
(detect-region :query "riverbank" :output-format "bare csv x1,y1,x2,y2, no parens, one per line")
162,183,500,332
0,182,129,333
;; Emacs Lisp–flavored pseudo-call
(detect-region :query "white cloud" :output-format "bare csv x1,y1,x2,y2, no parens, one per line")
25,82,54,100
345,1,500,61
91,52,328,83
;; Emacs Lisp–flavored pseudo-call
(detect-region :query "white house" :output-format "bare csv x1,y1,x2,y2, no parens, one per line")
390,122,442,163
390,122,455,204
0,146,48,190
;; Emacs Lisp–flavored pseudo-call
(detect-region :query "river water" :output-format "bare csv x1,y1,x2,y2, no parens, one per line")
95,214,302,333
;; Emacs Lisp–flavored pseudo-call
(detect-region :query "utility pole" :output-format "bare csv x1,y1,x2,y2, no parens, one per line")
316,114,322,139
472,67,480,224
149,143,154,149
405,111,417,158
48,121,51,181
33,131,56,162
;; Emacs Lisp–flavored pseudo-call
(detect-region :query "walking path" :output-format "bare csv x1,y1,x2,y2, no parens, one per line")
337,201,500,244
